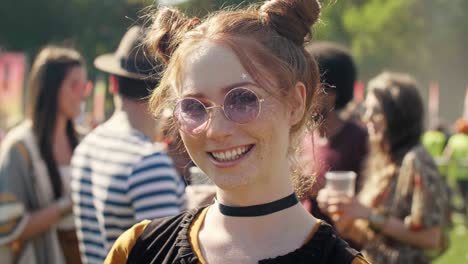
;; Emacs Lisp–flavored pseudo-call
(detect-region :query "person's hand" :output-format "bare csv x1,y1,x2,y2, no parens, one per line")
326,195,371,221
316,188,341,216
317,189,372,237
56,195,73,217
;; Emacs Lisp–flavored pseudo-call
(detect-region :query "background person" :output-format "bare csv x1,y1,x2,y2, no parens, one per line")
300,42,368,224
0,46,87,264
318,72,452,263
70,26,186,264
444,118,468,221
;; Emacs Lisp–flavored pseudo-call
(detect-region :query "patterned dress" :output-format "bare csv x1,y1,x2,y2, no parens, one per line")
362,145,451,263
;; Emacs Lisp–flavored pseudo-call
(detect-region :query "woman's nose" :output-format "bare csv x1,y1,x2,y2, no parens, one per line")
205,107,234,141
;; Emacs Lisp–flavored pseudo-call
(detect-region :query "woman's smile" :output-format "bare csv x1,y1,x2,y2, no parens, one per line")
207,144,256,168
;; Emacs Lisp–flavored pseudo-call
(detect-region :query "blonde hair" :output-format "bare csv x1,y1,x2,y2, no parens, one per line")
145,0,322,197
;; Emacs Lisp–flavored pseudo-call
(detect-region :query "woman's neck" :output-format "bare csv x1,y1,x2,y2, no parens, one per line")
210,199,312,226
215,169,295,207
116,96,156,141
199,168,318,262
211,171,314,221
216,188,294,209
201,193,317,261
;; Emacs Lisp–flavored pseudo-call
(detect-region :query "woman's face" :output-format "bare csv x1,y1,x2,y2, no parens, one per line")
58,66,87,119
363,93,387,142
177,42,295,190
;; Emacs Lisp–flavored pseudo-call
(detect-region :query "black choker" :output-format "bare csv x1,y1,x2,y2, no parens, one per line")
217,193,298,217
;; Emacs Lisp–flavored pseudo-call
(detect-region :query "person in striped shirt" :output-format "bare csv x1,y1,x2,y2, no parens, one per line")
70,26,186,264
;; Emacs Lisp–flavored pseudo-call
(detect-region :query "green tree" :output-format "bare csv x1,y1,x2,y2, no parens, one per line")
0,0,153,77
316,0,468,122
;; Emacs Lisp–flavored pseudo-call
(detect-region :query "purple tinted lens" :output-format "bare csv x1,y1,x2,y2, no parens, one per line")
175,98,208,132
224,88,260,123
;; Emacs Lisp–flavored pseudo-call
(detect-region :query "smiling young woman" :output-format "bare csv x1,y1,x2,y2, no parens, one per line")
104,0,370,263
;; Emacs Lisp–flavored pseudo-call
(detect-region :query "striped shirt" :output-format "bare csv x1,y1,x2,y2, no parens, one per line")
71,112,186,264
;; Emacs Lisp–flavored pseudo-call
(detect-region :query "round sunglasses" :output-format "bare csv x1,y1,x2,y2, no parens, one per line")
174,87,265,134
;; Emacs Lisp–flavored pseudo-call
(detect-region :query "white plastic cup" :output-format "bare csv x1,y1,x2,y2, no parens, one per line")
324,171,357,197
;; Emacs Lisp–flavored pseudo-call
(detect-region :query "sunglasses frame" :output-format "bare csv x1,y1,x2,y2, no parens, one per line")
173,87,265,134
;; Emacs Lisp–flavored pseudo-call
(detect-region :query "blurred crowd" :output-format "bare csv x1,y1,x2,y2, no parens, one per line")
0,1,467,264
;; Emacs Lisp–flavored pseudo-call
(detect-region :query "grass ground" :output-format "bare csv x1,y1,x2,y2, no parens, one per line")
433,213,468,263
433,174,468,264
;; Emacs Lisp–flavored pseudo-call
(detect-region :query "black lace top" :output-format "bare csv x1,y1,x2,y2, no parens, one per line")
113,207,368,264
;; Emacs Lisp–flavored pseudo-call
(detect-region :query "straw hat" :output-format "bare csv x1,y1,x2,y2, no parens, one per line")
94,26,159,80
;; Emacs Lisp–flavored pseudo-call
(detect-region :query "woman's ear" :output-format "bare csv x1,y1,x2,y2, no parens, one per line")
288,82,307,126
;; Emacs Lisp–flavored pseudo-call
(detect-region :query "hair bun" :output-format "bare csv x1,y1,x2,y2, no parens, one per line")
145,7,200,64
260,0,321,46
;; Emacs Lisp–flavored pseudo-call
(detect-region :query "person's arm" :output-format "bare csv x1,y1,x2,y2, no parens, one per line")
373,214,441,249
0,143,72,242
322,196,442,250
17,197,72,241
321,151,448,251
128,151,186,221
0,193,29,245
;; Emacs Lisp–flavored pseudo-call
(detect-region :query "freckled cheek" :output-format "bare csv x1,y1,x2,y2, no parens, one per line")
258,114,291,160
248,120,276,159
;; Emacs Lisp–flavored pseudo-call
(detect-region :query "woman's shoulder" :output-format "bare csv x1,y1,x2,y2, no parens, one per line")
399,145,450,197
352,255,371,264
0,123,33,168
105,220,152,264
402,145,437,172
0,121,32,150
265,222,368,263
106,207,206,264
324,223,369,264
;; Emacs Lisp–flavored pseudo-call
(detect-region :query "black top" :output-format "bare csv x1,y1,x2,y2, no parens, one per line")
127,207,363,264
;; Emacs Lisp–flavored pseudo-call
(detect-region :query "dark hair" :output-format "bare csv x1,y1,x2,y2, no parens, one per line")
116,75,158,100
368,72,424,163
306,42,356,110
145,0,321,198
27,46,84,199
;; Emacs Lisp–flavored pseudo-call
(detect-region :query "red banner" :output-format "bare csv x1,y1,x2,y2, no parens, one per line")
0,53,26,130
353,80,365,103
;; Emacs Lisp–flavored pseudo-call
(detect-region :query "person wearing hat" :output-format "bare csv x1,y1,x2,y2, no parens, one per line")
70,26,186,264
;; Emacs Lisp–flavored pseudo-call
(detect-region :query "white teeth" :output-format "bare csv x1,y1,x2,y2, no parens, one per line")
211,146,251,162
241,147,246,155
